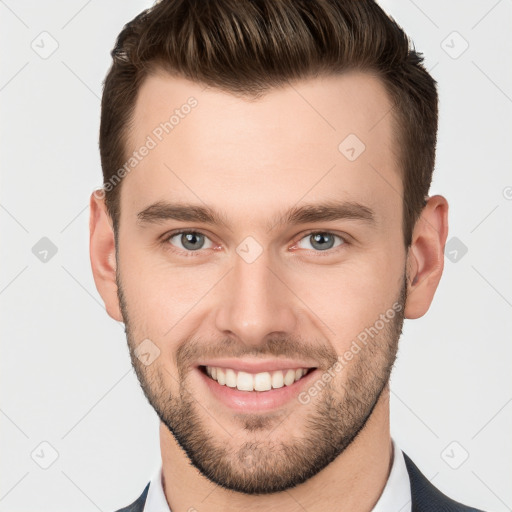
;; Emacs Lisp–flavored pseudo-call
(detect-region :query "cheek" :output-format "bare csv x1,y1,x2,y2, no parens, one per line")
118,247,221,334
291,247,404,346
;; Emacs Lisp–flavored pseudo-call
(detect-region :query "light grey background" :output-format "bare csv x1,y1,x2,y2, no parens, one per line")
1,1,511,511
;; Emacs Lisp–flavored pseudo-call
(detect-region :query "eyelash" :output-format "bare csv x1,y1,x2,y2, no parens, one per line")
161,229,348,258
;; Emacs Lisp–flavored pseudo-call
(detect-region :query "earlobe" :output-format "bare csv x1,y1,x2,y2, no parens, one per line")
89,192,123,322
404,195,449,319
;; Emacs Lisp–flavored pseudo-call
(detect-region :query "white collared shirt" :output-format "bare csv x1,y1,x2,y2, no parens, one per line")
372,439,412,512
144,439,411,512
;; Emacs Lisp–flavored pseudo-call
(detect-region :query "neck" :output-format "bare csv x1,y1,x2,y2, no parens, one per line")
160,386,392,512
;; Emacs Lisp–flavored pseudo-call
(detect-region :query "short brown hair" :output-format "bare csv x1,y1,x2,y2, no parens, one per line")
99,0,438,247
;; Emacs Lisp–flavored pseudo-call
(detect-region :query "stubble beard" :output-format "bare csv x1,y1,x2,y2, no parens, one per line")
118,272,407,495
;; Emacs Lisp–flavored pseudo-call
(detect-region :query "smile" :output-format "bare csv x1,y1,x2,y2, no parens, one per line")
201,365,315,392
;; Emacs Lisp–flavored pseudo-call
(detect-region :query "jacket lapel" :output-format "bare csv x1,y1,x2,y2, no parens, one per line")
114,482,150,512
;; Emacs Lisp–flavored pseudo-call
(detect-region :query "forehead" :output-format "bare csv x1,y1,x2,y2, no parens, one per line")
123,70,401,228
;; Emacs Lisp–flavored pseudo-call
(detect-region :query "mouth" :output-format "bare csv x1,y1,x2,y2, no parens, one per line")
196,364,320,412
199,365,316,391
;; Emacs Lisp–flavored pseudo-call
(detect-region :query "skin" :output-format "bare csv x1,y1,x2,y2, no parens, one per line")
90,70,448,512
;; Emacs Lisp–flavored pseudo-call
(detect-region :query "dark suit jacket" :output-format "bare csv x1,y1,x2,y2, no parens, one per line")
114,452,485,512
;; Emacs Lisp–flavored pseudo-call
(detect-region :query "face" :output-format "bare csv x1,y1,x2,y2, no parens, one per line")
112,70,410,493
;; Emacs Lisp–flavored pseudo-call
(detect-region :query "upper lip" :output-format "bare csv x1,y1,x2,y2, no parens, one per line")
197,358,318,373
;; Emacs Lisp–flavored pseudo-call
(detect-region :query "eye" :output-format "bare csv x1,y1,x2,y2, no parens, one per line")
166,231,214,253
295,231,345,252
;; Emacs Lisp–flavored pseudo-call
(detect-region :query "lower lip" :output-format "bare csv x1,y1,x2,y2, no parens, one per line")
196,366,319,412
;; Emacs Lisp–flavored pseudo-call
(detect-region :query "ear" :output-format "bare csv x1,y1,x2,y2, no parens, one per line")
89,191,123,322
404,195,449,319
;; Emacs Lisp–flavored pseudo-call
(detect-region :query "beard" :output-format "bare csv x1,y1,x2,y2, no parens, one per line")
117,271,407,495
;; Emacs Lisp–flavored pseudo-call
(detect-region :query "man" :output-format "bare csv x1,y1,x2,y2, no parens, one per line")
89,0,485,511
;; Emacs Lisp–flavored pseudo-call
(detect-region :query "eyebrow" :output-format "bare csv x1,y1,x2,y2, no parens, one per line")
270,200,375,230
136,200,376,231
137,202,231,229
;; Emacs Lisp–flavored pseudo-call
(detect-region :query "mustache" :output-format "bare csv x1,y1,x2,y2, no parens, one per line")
175,334,339,374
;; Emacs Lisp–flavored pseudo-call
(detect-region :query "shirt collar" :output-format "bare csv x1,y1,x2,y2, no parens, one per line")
371,439,412,512
144,438,411,512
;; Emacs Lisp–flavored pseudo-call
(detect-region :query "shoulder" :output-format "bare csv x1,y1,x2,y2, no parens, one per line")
403,452,486,512
112,482,150,512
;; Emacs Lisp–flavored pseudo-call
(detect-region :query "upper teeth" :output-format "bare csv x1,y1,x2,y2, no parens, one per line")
205,366,310,392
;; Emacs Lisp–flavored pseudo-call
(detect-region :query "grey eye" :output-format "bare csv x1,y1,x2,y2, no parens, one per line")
297,232,344,251
168,232,213,251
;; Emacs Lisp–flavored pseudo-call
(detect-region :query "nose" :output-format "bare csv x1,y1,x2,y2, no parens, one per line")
214,247,298,347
